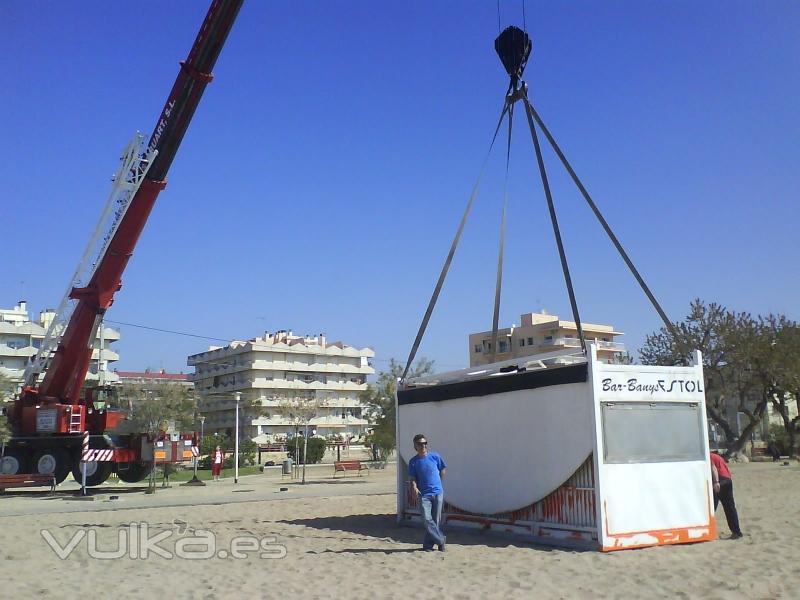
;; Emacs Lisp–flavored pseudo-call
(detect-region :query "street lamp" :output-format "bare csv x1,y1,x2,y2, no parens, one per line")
182,406,206,487
234,391,241,484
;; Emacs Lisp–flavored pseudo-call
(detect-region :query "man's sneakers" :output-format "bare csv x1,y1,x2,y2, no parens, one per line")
422,535,447,552
730,532,743,540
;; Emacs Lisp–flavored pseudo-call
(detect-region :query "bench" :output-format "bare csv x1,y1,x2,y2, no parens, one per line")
752,446,787,462
0,473,57,493
333,460,369,478
258,444,285,453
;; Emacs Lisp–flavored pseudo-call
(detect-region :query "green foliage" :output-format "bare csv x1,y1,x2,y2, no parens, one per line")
199,454,237,470
199,432,227,457
237,438,257,466
360,358,434,461
769,423,792,456
117,382,197,436
0,372,13,401
197,432,256,468
286,436,326,464
0,414,11,446
640,299,800,455
161,463,182,478
0,372,15,445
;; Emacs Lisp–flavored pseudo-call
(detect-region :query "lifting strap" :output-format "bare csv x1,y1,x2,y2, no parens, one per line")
522,92,587,353
490,101,515,363
524,101,678,338
402,46,678,380
401,97,511,382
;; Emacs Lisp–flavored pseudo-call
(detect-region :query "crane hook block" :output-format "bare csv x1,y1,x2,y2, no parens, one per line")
494,26,532,84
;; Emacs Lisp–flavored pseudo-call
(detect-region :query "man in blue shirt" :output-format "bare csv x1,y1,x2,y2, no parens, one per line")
408,433,447,551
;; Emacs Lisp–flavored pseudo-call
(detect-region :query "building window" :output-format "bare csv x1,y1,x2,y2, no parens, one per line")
544,335,553,341
498,341,508,353
474,345,482,353
527,337,533,345
519,338,525,347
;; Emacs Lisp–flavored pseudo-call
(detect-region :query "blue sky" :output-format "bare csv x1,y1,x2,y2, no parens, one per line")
1,1,798,374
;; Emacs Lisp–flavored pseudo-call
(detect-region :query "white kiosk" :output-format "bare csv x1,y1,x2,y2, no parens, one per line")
396,345,716,551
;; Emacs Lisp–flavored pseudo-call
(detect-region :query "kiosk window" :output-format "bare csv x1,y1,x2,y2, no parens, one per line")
601,402,705,463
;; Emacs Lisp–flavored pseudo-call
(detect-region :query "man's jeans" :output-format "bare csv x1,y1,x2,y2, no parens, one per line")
419,493,445,549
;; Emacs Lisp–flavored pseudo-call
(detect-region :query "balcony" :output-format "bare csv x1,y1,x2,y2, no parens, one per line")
253,396,364,408
540,337,625,351
90,348,120,362
0,344,38,357
592,340,626,351
248,360,373,375
310,415,368,427
250,414,367,428
248,379,367,392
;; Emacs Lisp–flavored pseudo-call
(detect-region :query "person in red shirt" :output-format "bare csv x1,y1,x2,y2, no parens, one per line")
211,445,224,481
710,452,743,539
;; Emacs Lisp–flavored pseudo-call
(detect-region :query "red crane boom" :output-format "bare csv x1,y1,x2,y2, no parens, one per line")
35,0,242,406
2,0,242,492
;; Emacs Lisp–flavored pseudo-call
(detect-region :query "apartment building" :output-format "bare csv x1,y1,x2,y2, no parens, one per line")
469,310,626,367
0,300,120,389
188,330,375,443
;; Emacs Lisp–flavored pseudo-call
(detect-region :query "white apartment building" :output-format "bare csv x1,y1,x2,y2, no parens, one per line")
188,330,375,443
0,300,120,389
469,310,626,367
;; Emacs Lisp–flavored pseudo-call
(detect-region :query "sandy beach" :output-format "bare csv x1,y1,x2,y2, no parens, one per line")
0,461,797,599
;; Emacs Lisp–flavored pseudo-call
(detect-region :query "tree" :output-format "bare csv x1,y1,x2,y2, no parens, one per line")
641,299,798,456
287,436,326,464
0,372,14,448
361,358,434,462
279,393,321,483
117,382,197,435
117,382,197,488
762,315,800,455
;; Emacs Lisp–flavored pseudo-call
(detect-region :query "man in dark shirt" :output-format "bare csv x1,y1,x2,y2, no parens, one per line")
711,452,743,539
408,433,447,551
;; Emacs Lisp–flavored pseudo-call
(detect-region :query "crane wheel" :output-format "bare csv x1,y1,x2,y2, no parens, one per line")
116,462,153,483
33,448,70,484
71,461,113,487
0,448,30,475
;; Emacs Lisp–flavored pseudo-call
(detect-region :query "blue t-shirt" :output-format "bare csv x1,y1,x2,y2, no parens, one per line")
408,452,446,496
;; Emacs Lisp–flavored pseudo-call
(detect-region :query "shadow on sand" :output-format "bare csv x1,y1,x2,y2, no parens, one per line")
280,513,568,551
0,485,150,501
281,478,371,487
307,547,422,555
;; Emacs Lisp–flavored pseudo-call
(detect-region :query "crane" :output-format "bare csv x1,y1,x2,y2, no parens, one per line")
2,0,244,486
